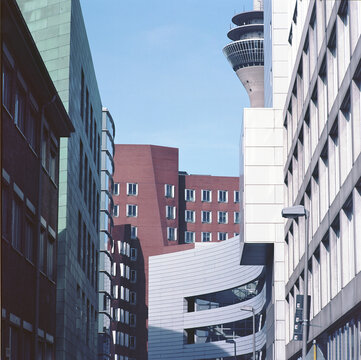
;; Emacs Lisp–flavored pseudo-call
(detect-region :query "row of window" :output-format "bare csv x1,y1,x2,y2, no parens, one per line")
76,284,97,347
166,228,239,242
112,331,136,349
80,68,100,170
111,240,137,261
112,307,136,327
79,141,100,230
113,182,240,203
111,285,136,305
112,264,137,284
185,210,240,224
114,204,240,225
77,211,98,288
2,178,55,280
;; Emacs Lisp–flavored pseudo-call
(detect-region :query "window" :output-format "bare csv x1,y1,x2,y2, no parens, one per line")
218,190,228,203
165,184,175,198
127,183,138,196
49,146,57,181
42,128,49,171
218,211,228,224
185,210,195,223
12,196,22,251
201,211,211,223
130,291,136,304
130,336,136,350
234,212,240,224
113,183,120,196
201,232,212,242
130,314,136,327
131,226,137,239
130,270,137,283
185,189,195,202
126,204,137,217
130,248,137,260
185,231,195,243
25,216,34,262
2,60,13,113
167,227,177,241
166,205,176,219
234,233,239,237
218,232,227,241
27,107,37,151
201,189,211,202
113,205,119,217
234,191,240,203
2,185,10,239
39,229,46,273
79,141,83,190
14,84,26,133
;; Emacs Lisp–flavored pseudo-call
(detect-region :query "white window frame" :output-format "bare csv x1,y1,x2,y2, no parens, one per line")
167,227,177,241
126,204,137,217
201,232,212,242
165,184,175,198
234,190,240,203
113,204,119,217
113,183,120,196
234,212,240,224
185,210,195,223
201,189,212,202
218,232,228,241
218,211,228,224
127,183,138,196
201,210,212,223
218,190,228,203
185,231,195,243
166,205,176,220
185,189,195,202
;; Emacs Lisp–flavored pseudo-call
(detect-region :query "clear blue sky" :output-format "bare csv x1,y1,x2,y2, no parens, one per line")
80,0,253,176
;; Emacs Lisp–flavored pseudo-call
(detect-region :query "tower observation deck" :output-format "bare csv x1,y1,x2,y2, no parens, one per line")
223,1,264,107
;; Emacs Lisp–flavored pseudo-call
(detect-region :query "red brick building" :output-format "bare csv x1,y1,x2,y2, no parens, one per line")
1,1,73,358
111,144,240,359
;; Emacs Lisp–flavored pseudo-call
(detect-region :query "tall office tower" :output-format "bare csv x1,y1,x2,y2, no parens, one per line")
1,1,73,358
16,1,103,359
223,2,264,107
111,144,240,359
223,0,291,358
98,108,115,359
282,1,361,358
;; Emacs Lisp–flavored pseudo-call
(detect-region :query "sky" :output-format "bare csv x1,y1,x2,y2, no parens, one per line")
80,0,254,176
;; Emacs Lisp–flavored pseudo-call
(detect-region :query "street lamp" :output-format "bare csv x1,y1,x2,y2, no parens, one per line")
240,305,255,360
282,205,309,360
225,339,237,360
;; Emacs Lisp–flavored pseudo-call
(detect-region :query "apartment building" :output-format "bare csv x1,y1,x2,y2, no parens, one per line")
1,1,73,358
283,0,361,358
16,0,103,358
111,144,240,359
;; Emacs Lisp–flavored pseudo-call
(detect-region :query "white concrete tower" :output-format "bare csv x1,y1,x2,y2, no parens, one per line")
223,2,264,107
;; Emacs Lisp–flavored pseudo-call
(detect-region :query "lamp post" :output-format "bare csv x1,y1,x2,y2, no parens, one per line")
282,205,309,360
225,339,237,359
240,305,255,360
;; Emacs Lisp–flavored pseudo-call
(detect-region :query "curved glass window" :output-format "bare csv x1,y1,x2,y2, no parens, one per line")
186,273,264,312
185,312,265,344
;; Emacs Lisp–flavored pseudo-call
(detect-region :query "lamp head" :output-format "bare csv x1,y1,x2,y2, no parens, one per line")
281,205,306,219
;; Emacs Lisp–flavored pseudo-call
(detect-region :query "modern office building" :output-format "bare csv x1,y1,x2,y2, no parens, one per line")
1,1,73,358
111,144,240,359
98,108,115,359
16,0,103,359
282,0,361,358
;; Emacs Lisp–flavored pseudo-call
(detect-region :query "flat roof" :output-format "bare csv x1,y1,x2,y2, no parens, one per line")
232,10,263,26
227,23,264,41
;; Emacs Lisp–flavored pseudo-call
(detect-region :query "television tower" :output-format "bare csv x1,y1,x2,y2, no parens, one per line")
223,0,264,107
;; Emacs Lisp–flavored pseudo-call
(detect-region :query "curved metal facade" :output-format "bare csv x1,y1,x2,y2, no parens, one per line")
148,236,267,359
98,108,115,359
